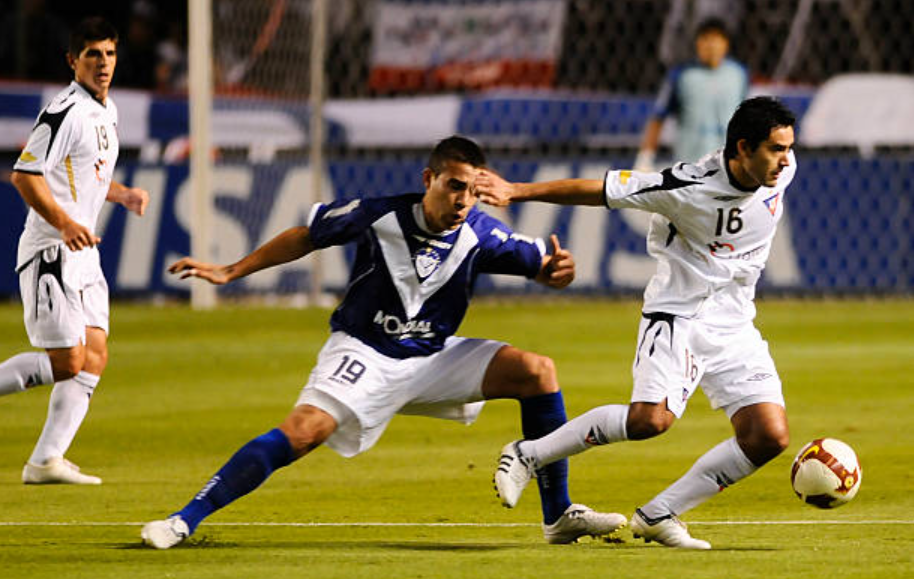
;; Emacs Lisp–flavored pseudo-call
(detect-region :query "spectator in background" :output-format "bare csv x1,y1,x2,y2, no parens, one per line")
155,20,187,93
0,0,70,83
635,18,748,169
115,0,159,89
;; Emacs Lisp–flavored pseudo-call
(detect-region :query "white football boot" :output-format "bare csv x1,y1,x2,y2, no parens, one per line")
22,457,102,485
543,503,628,544
142,516,190,549
494,440,537,508
630,509,711,550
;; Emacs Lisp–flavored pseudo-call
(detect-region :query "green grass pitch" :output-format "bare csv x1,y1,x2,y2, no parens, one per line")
0,298,911,578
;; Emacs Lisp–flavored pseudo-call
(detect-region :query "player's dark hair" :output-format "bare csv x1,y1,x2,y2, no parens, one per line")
724,97,796,159
694,17,730,41
428,136,486,174
69,17,119,56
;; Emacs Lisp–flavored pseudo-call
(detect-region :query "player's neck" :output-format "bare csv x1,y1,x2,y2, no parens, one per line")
725,158,760,192
75,80,108,106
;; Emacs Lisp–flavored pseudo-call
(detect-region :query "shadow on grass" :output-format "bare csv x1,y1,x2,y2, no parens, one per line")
117,538,519,551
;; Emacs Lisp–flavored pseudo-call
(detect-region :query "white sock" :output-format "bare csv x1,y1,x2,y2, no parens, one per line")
640,437,757,519
0,352,54,396
28,372,100,465
520,404,628,467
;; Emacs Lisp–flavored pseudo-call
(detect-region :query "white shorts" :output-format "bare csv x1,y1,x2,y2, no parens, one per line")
297,332,505,457
17,245,109,349
631,312,783,418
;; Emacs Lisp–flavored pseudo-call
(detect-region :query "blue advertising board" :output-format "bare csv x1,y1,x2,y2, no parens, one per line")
1,154,911,297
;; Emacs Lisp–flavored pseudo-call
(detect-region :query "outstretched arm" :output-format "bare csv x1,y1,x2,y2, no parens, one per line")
169,226,315,285
107,181,150,216
476,170,604,207
534,234,575,289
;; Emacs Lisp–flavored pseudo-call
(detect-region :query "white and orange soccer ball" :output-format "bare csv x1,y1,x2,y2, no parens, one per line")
791,438,861,509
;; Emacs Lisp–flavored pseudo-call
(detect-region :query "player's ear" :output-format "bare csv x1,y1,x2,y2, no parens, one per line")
736,138,754,158
66,51,77,72
422,168,434,190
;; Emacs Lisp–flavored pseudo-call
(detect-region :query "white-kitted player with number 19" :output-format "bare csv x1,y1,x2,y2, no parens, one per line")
0,17,149,485
480,97,797,549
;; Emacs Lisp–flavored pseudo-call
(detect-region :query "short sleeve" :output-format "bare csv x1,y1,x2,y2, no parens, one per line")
603,167,687,217
13,104,78,175
475,213,545,278
307,197,389,249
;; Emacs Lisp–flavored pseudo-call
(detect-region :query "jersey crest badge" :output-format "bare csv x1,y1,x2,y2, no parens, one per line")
763,192,780,216
414,246,441,280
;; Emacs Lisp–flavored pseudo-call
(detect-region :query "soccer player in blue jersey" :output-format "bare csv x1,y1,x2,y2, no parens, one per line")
141,136,627,549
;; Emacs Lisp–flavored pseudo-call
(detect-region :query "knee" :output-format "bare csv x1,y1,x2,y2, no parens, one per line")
740,425,790,466
49,349,85,381
626,405,674,440
280,406,337,457
85,346,108,375
517,353,559,397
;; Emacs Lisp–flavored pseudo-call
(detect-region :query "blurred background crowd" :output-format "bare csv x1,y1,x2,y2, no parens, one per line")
1,0,911,97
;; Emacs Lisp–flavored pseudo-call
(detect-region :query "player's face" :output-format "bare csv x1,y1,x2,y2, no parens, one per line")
695,30,728,68
421,161,480,232
69,39,118,101
740,125,794,188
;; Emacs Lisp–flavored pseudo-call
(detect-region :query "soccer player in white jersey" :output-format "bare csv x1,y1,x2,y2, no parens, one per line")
478,97,797,549
0,18,149,485
141,136,627,549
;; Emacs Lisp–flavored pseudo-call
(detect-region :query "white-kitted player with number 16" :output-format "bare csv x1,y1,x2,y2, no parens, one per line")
479,97,797,549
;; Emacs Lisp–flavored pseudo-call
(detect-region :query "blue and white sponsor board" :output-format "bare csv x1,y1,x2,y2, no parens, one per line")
1,154,911,297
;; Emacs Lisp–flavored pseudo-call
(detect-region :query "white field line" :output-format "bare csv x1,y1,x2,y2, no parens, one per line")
0,520,912,527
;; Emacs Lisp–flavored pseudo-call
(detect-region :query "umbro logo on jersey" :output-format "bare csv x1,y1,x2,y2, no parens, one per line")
746,372,773,382
19,151,38,163
763,192,781,216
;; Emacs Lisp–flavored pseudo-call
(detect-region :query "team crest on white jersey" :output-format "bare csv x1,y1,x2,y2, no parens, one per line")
414,246,441,279
763,191,781,216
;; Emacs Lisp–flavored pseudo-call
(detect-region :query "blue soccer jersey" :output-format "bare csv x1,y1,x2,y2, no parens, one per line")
307,193,545,358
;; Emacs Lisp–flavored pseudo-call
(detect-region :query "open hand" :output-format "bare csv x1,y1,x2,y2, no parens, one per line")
168,257,231,285
475,169,516,207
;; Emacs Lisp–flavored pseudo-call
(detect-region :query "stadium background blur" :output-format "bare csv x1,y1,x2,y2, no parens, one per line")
0,0,912,300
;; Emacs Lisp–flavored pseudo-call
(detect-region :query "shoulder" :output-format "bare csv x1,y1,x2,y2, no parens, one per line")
466,208,512,246
721,57,748,73
311,193,416,226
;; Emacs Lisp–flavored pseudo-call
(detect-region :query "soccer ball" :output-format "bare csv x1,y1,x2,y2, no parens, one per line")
790,438,861,509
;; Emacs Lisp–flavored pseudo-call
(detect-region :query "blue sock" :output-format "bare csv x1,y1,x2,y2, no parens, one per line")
520,392,571,525
175,428,295,534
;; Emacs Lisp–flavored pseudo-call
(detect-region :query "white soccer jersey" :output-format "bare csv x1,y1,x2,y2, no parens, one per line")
13,82,119,270
603,149,797,322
